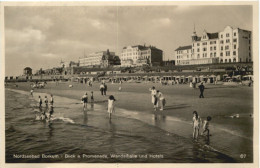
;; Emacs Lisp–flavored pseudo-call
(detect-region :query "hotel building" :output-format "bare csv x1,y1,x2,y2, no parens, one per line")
175,26,252,65
120,45,163,67
79,50,120,67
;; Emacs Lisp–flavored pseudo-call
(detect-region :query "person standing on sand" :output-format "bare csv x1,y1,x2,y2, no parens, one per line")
90,91,94,103
100,83,105,96
107,95,116,121
104,83,107,96
192,111,201,140
149,86,157,106
153,95,158,111
199,83,205,98
38,96,42,108
50,94,54,106
81,92,88,111
157,90,166,111
30,89,34,96
44,96,48,107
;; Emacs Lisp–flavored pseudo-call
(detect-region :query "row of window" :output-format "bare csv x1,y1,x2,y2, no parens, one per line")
177,58,252,65
220,51,236,56
220,39,237,44
220,58,237,63
220,45,237,50
220,32,237,38
178,51,251,60
193,38,237,47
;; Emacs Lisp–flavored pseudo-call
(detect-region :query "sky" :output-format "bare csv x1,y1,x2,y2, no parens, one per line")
4,5,252,76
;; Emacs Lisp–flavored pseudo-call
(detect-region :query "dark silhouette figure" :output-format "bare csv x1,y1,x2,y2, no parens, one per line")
104,83,107,96
199,83,205,98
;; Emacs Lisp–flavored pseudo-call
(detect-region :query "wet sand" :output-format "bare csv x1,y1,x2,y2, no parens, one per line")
6,81,253,137
5,81,253,162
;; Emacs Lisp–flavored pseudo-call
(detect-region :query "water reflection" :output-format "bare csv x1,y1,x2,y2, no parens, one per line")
108,122,116,153
153,112,167,125
83,110,88,125
48,123,54,139
91,102,94,110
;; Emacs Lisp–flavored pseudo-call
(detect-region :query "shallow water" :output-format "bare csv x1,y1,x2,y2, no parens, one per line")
5,89,252,163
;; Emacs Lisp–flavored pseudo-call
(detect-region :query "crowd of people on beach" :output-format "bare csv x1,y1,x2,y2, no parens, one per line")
31,80,212,141
35,94,54,122
81,84,116,121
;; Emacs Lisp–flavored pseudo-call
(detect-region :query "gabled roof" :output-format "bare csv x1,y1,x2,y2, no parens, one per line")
175,45,192,51
207,33,218,39
123,45,162,51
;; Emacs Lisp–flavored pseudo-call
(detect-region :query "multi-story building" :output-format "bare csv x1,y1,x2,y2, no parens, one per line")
79,50,119,67
175,26,252,65
120,45,163,67
101,50,121,68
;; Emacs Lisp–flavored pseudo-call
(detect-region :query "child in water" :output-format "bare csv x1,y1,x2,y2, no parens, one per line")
202,116,212,137
81,92,88,111
192,111,201,140
107,95,116,121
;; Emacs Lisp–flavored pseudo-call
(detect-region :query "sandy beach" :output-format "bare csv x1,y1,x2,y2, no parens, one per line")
5,81,253,162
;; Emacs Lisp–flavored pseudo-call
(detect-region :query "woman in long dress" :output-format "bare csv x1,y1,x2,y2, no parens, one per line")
149,86,157,106
107,95,116,121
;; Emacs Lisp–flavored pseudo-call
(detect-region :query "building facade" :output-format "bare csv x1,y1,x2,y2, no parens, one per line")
79,50,120,67
120,45,163,67
101,50,121,68
175,26,252,65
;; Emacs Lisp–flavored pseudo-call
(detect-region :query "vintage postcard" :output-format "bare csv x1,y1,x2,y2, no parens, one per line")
0,1,258,168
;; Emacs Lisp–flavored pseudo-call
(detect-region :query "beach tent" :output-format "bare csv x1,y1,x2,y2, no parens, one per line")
233,75,241,80
209,75,216,83
176,76,180,82
216,75,221,81
242,75,253,81
172,76,176,81
223,74,229,80
192,76,196,83
163,76,171,81
232,75,241,82
148,76,153,81
199,75,204,82
186,75,193,83
204,75,209,83
184,76,189,83
180,76,185,83
122,77,127,81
